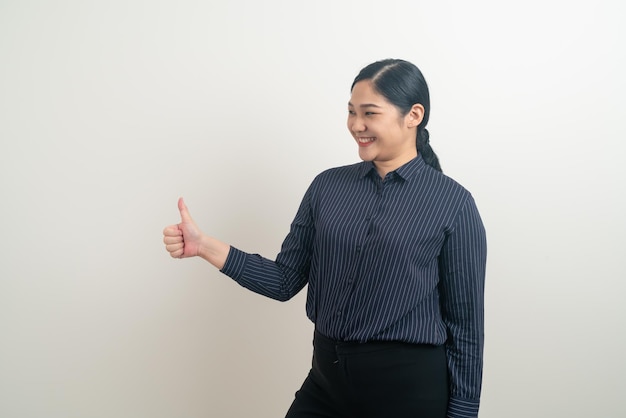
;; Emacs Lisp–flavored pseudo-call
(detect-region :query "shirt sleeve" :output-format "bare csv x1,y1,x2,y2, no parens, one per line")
438,196,487,418
219,183,316,302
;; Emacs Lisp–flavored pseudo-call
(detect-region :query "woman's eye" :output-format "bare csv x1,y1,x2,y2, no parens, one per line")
348,110,377,116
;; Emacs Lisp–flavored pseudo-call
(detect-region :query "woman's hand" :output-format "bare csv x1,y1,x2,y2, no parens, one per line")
162,198,230,269
163,197,202,259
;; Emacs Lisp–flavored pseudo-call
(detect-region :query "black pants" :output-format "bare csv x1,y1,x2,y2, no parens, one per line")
285,331,449,418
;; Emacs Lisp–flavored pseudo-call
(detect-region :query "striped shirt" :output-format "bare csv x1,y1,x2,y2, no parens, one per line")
221,155,487,418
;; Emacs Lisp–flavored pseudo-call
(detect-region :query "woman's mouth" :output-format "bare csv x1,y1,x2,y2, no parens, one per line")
357,137,376,147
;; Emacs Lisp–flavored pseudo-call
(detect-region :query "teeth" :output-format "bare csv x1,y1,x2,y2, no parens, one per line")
358,137,375,143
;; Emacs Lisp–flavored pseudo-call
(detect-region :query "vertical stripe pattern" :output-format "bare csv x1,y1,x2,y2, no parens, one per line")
220,155,487,418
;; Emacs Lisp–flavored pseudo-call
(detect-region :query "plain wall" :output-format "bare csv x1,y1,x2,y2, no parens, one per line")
1,1,624,417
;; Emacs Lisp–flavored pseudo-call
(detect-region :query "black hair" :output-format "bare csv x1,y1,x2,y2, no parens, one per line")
351,59,442,172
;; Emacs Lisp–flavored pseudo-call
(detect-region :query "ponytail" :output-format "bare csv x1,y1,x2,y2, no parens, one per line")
417,128,442,172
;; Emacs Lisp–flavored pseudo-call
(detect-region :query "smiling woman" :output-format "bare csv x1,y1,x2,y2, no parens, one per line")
1,0,624,416
163,59,487,418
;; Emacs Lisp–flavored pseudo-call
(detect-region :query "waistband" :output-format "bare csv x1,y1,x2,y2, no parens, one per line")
313,330,435,354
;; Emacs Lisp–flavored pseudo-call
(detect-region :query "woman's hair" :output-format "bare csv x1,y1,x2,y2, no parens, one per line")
351,59,442,172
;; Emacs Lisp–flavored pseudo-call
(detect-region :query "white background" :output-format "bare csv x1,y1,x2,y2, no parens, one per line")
1,1,625,417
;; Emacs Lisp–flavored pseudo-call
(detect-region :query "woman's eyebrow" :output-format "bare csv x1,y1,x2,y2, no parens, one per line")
347,102,383,108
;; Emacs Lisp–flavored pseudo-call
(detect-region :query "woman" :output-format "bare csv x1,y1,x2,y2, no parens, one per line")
163,59,487,418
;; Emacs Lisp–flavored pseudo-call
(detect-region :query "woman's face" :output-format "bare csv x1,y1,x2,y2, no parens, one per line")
347,81,422,176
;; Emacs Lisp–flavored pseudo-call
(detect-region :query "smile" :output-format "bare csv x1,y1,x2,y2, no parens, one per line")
357,137,375,144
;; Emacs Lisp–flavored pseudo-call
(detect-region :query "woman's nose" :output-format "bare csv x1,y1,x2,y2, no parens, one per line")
350,116,366,133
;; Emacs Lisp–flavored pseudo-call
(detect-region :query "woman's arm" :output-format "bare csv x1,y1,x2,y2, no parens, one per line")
438,196,487,418
163,189,315,302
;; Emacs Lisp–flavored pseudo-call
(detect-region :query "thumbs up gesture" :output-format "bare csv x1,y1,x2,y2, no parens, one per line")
163,197,202,259
163,198,230,268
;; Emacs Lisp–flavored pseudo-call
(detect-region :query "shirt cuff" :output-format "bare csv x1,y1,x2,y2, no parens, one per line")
219,246,247,279
447,396,480,418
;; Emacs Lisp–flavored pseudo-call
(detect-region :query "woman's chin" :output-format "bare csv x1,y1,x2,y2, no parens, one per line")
358,148,376,162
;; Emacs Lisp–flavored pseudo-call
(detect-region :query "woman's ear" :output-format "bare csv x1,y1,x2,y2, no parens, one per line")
407,104,425,128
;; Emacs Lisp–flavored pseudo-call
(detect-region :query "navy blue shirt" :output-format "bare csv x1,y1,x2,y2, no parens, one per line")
221,155,487,418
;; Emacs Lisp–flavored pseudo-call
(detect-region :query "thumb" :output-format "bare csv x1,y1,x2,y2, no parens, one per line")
178,197,193,223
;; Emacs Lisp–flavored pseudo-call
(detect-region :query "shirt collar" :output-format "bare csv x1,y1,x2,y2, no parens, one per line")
358,154,427,182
